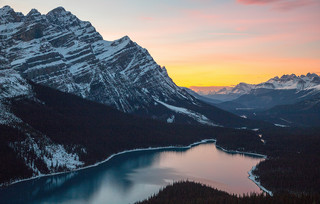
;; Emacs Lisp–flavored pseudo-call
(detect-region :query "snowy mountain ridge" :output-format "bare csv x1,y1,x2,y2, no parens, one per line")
262,73,320,90
201,73,320,96
0,5,274,186
0,5,208,123
1,5,271,129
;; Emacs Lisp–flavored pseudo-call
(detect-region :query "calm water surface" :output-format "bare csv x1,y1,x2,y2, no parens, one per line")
0,142,264,204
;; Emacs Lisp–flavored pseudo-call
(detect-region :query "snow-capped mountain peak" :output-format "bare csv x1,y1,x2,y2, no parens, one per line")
191,73,320,103
232,83,253,94
47,7,81,27
264,73,320,90
27,8,40,17
212,73,320,96
0,5,22,24
2,6,226,125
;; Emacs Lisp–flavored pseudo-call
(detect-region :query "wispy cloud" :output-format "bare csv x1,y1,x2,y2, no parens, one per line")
236,0,318,11
237,0,279,5
183,9,218,23
209,32,251,36
275,0,318,11
139,16,154,21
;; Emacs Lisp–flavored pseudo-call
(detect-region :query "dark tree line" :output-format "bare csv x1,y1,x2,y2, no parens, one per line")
0,82,262,185
0,125,33,185
1,82,320,199
253,127,320,193
137,181,320,204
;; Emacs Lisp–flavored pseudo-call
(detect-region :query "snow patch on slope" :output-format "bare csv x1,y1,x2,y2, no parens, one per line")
11,134,84,176
274,123,289,128
0,69,31,99
307,84,320,91
43,144,84,170
167,115,175,123
0,103,23,125
0,69,31,125
155,100,219,126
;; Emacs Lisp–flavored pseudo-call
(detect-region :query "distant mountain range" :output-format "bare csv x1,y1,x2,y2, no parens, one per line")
188,73,320,127
0,5,267,128
191,73,320,102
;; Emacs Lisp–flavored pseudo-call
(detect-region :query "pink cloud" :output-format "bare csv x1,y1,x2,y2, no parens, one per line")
183,10,218,24
237,0,318,10
139,16,154,21
275,0,318,10
237,0,279,5
209,32,251,36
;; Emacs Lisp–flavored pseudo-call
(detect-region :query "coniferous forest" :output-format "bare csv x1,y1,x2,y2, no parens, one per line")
0,83,262,185
137,181,320,204
1,83,319,204
1,3,320,204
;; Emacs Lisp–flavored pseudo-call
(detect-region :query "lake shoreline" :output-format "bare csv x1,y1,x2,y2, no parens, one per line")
248,166,273,196
0,138,272,195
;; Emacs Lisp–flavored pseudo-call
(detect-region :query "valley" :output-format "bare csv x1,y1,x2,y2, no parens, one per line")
0,4,319,204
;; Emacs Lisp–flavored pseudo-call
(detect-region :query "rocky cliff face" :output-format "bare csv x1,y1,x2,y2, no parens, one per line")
0,6,195,114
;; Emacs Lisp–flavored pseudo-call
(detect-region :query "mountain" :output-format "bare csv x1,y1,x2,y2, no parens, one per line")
218,88,316,110
216,83,320,113
215,80,320,127
186,73,320,126
0,5,272,185
232,73,320,94
0,69,263,185
0,5,184,113
0,5,266,128
182,87,222,105
193,73,320,102
251,87,320,127
189,86,232,95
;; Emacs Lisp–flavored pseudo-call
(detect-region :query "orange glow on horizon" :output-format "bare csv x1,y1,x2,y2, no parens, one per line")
164,57,320,87
2,0,319,87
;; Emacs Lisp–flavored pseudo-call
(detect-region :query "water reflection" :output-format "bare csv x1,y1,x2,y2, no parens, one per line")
0,143,264,204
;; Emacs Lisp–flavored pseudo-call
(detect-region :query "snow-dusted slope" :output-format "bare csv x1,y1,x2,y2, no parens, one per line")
0,69,84,181
155,100,219,126
0,69,30,125
0,6,195,114
0,69,30,100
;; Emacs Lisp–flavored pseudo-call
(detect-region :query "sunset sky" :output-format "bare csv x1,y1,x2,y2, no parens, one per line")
1,0,319,87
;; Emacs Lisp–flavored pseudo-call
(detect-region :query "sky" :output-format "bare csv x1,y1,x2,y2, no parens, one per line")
1,0,319,87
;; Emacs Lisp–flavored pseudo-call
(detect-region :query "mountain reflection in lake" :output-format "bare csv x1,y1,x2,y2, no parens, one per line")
0,142,264,204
